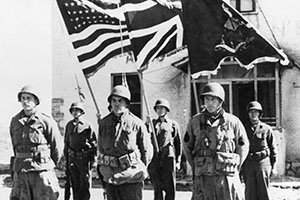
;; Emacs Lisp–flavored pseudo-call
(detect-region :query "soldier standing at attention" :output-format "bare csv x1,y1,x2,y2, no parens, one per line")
97,85,153,200
241,101,277,200
183,82,249,200
9,85,63,200
147,98,182,200
64,102,97,200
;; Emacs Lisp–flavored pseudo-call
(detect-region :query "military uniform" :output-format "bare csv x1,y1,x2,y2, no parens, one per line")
10,110,63,200
98,110,153,200
184,109,249,200
242,120,276,200
147,116,182,200
64,117,97,200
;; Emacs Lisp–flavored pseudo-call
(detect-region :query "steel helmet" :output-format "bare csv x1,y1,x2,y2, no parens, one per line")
247,101,263,113
200,82,225,102
108,85,131,103
17,85,41,105
154,98,170,112
69,102,85,114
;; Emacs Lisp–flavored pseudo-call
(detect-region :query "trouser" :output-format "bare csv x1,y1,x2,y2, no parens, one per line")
105,182,143,200
192,174,244,200
242,158,271,200
69,157,92,200
10,170,59,200
148,156,176,200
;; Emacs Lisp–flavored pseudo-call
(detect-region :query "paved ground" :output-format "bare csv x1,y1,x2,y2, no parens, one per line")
1,173,300,200
0,186,193,200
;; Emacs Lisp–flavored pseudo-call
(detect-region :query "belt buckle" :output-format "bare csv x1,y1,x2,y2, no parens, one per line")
99,154,104,165
110,157,118,167
104,155,110,165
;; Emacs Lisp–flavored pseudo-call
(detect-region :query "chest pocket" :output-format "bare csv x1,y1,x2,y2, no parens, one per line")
219,124,236,153
119,122,137,149
11,125,23,147
28,123,46,144
156,122,174,146
255,132,266,139
254,128,268,147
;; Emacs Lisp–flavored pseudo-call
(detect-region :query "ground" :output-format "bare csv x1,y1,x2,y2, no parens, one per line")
1,127,300,199
1,171,300,200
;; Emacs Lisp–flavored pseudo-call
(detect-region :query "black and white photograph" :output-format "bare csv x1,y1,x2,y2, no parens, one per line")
1,0,300,199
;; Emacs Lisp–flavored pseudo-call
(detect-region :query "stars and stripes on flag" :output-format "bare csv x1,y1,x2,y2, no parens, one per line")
121,0,184,69
56,0,132,77
57,0,184,76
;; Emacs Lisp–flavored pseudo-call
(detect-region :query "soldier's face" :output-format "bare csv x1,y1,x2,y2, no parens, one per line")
204,95,222,113
111,96,128,116
155,106,168,117
248,110,260,121
71,108,83,119
20,93,37,111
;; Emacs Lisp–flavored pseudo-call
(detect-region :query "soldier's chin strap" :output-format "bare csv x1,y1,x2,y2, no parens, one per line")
74,112,84,120
158,113,167,120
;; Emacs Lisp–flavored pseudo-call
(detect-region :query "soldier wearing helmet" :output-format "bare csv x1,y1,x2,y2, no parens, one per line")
147,98,182,200
10,85,63,200
97,85,153,200
64,101,97,200
241,101,277,200
184,82,249,200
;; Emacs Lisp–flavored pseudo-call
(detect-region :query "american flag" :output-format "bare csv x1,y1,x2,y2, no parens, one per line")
57,0,132,77
120,0,184,69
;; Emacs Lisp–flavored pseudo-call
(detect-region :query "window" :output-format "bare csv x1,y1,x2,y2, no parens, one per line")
230,0,256,13
191,62,280,127
112,73,142,118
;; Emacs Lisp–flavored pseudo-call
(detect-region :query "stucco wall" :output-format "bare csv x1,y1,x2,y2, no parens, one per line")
273,129,286,175
281,67,300,162
242,0,300,175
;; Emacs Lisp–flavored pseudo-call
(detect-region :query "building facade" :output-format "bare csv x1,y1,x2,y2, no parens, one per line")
52,0,300,176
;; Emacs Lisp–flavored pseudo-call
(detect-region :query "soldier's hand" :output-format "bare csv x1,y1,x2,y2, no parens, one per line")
155,0,174,9
176,162,181,171
146,115,152,125
271,167,277,177
96,113,101,119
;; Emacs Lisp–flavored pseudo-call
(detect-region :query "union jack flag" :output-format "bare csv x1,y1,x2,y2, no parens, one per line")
121,0,184,69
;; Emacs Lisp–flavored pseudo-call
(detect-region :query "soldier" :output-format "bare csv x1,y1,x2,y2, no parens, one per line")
9,85,63,200
97,85,153,200
64,102,97,200
241,101,277,200
147,98,182,200
183,82,249,200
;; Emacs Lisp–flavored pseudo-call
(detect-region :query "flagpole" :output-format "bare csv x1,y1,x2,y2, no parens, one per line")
84,76,101,119
137,70,159,153
54,1,101,119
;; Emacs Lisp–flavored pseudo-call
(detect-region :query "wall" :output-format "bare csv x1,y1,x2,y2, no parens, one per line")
243,0,300,176
281,67,300,175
